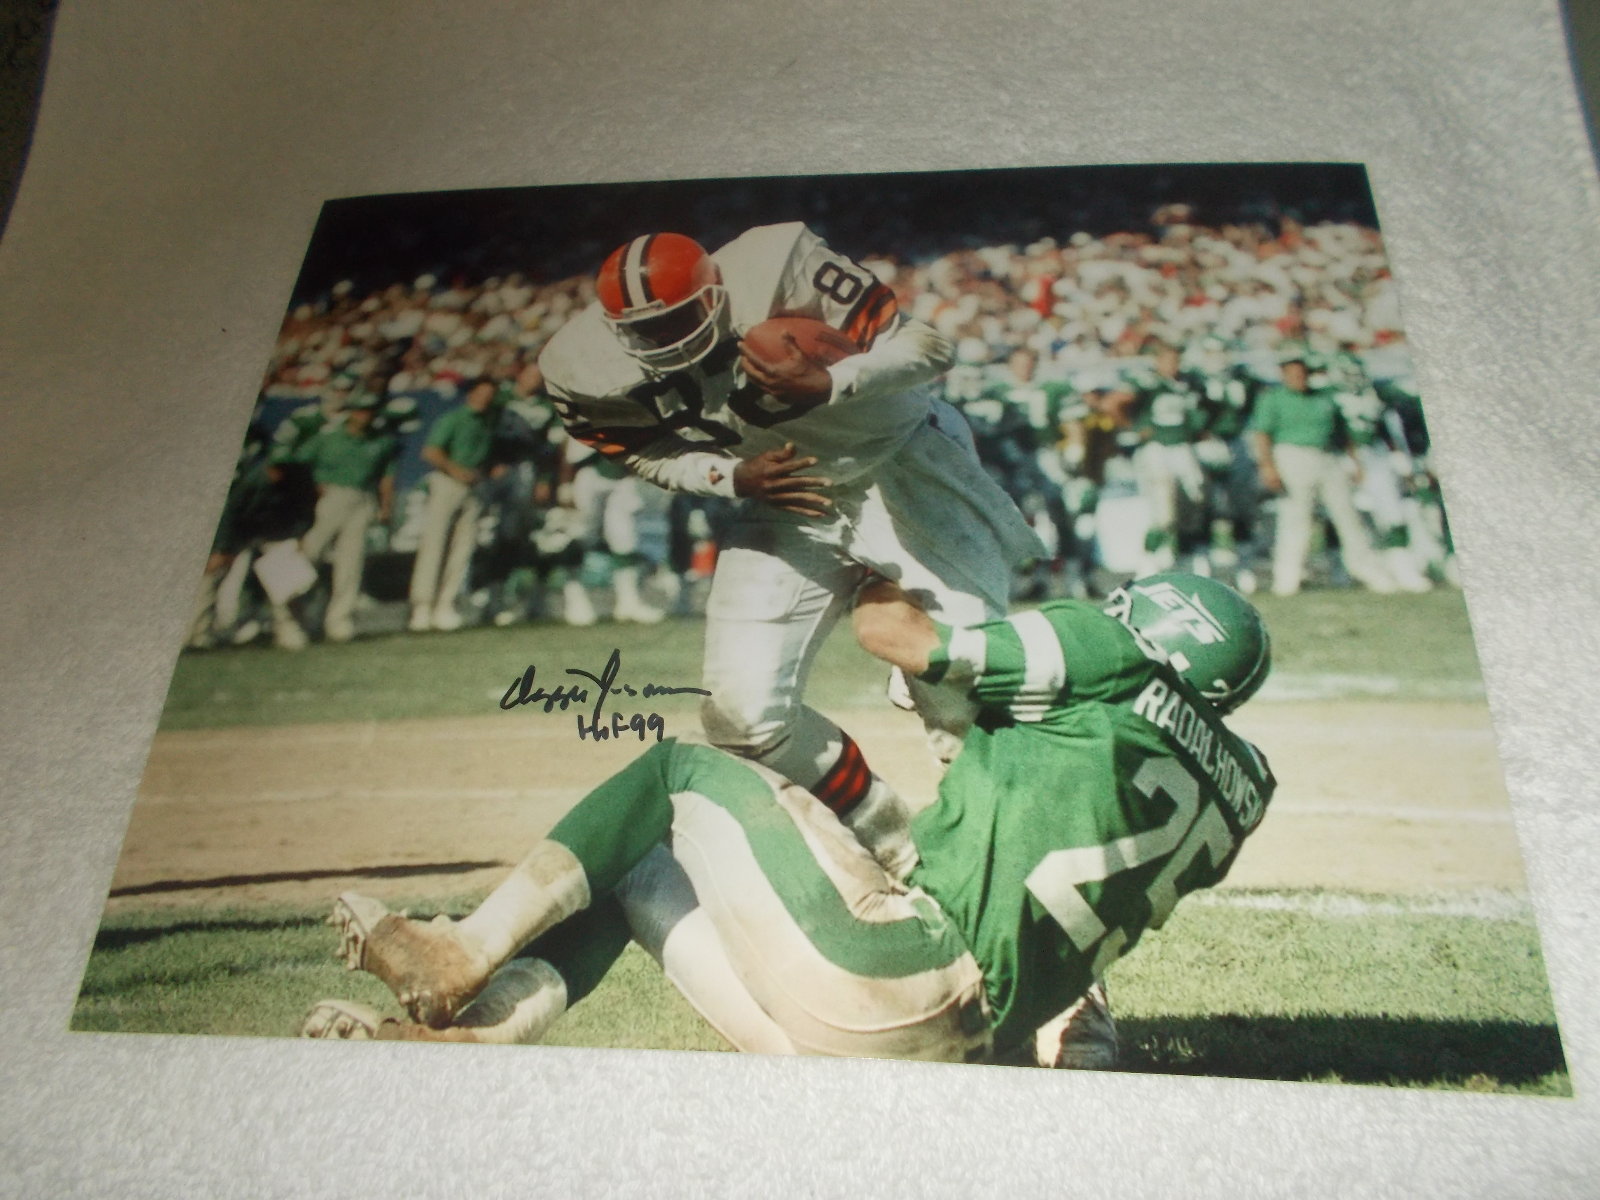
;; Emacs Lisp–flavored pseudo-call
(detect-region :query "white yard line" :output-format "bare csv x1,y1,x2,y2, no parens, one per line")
1268,804,1513,824
1255,674,1485,702
135,787,590,807
1192,889,1535,922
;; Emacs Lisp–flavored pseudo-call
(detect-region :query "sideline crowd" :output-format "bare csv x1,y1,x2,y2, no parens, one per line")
189,205,1455,651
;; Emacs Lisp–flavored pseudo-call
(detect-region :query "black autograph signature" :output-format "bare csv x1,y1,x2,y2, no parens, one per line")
499,649,711,743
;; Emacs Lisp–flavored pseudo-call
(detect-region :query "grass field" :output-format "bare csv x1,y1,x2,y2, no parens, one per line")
75,586,1571,1094
156,590,1487,731
71,887,1567,1094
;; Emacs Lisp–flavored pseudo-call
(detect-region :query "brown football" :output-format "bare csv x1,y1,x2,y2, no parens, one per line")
740,316,862,368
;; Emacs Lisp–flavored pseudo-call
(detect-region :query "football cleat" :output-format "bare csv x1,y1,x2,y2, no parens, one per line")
300,999,394,1040
1104,571,1271,714
329,893,493,1029
1036,981,1119,1070
300,999,484,1043
597,233,728,372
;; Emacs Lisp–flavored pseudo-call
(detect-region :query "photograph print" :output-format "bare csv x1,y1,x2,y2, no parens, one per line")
75,163,1568,1093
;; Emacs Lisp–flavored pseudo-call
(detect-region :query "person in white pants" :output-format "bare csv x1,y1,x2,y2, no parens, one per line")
281,395,398,643
1249,353,1394,598
408,378,504,632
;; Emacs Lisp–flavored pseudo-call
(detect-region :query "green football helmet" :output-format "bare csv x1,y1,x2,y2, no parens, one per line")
1103,572,1272,713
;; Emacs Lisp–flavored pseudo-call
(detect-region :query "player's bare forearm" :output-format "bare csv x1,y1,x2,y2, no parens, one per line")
378,475,394,522
853,579,939,675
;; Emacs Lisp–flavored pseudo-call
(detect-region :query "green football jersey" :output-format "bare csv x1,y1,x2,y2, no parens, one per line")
908,601,1275,1052
983,375,1080,435
1326,353,1382,447
1192,369,1255,441
273,403,328,457
1131,374,1206,446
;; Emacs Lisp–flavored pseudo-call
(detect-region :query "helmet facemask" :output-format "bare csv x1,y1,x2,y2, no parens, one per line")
602,283,729,374
1104,574,1272,714
597,233,730,375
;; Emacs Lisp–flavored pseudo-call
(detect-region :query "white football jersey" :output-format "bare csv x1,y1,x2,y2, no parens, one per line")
538,222,954,496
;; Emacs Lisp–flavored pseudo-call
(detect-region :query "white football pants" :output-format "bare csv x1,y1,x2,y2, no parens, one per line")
700,418,1039,798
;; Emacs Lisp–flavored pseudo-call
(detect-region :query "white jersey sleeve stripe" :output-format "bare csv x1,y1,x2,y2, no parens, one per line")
945,626,988,688
1007,609,1067,723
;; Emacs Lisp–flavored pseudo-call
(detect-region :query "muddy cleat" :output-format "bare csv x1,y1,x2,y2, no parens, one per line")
300,999,487,1043
300,999,398,1040
1035,980,1119,1071
330,892,492,1029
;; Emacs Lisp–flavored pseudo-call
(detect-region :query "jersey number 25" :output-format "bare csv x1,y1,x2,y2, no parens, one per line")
1024,756,1235,979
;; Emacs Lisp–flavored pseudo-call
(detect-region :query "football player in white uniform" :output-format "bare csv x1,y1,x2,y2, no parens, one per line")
537,225,1042,875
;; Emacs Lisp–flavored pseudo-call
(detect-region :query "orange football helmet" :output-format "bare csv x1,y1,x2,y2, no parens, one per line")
597,233,728,372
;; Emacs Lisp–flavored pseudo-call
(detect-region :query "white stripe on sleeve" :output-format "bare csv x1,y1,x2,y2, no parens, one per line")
944,626,987,688
1007,609,1067,722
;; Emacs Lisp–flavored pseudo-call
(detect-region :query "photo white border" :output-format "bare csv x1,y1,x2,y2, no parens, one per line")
1,1,1595,1194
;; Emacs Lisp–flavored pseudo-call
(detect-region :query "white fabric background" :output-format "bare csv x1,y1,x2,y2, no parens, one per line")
1,0,1597,1194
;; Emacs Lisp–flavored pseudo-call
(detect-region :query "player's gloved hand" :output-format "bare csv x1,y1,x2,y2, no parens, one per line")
734,443,832,518
739,334,834,401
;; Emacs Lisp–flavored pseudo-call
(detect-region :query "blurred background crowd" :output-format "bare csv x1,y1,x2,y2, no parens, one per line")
189,192,1456,651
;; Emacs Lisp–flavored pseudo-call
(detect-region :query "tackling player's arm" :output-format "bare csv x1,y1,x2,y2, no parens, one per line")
852,579,940,675
857,581,1134,717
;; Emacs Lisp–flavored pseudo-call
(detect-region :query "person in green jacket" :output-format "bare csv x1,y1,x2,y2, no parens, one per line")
292,393,397,644
408,377,505,632
1248,350,1394,598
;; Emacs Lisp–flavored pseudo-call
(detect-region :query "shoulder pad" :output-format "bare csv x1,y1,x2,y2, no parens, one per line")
713,222,811,331
537,306,646,401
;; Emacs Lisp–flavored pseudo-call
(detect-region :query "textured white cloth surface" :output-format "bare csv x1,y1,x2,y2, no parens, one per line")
2,0,1599,1195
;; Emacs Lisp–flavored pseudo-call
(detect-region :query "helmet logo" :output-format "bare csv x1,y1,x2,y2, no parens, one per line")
598,233,728,373
1133,581,1228,645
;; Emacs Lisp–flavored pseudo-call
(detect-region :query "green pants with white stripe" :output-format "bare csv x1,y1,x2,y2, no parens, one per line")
544,740,993,1061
